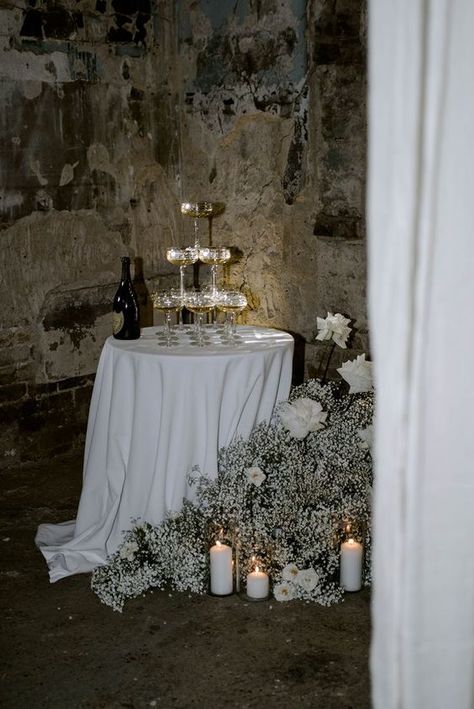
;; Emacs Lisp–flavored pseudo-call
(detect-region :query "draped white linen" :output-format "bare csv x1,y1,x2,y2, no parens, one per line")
368,1,474,707
36,326,293,582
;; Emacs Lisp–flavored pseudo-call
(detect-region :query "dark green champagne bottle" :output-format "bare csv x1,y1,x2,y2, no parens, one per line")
112,256,140,340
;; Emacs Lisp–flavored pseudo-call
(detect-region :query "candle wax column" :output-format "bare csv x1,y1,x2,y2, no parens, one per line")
246,567,270,599
340,538,363,592
210,541,233,595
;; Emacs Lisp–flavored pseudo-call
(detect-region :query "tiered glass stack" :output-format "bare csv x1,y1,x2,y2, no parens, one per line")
151,201,247,346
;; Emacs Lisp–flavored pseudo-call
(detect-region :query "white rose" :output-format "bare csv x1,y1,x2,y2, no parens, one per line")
337,354,373,394
316,312,351,349
273,581,294,602
282,563,299,582
279,398,328,439
296,567,319,592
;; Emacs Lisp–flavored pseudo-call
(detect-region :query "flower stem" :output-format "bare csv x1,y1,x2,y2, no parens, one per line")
321,341,336,384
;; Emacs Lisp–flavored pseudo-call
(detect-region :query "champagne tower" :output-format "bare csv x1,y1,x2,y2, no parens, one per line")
180,201,227,289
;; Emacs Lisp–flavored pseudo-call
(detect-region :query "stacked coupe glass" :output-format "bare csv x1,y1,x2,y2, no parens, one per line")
151,202,247,347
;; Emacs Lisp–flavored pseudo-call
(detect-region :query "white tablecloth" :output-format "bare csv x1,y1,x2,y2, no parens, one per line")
36,325,294,581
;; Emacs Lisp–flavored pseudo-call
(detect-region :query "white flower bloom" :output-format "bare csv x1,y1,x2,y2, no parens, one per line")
246,466,266,487
274,581,294,602
91,375,374,613
316,312,351,349
357,424,374,450
279,398,328,439
337,354,373,394
282,563,299,582
296,567,319,592
119,540,139,562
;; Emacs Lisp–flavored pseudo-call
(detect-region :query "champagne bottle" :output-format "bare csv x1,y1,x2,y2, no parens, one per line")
112,256,140,340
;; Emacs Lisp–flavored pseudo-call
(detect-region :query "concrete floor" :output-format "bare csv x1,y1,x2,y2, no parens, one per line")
0,455,371,709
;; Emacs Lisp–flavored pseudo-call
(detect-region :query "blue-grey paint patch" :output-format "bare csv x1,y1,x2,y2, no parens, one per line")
18,39,70,55
178,2,192,43
114,45,147,58
234,0,249,24
200,0,235,31
289,0,307,82
183,0,307,95
194,33,234,94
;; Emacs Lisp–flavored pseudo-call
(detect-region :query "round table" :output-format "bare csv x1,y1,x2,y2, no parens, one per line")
36,325,294,581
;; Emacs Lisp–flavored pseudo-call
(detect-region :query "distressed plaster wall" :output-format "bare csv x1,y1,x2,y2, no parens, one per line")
0,0,182,467
0,0,367,468
175,0,368,371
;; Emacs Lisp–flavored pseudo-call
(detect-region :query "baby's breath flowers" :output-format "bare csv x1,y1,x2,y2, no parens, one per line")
246,466,266,487
119,540,139,561
91,379,374,612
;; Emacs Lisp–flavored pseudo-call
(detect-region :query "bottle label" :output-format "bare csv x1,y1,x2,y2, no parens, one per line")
112,311,124,334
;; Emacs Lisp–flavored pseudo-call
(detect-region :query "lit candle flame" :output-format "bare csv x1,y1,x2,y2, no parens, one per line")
255,565,260,573
216,540,222,546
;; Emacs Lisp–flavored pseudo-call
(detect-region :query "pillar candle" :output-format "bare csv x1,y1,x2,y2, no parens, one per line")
246,567,269,599
340,538,363,592
210,541,233,595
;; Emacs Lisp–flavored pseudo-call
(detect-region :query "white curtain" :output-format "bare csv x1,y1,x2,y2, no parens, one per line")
368,1,474,707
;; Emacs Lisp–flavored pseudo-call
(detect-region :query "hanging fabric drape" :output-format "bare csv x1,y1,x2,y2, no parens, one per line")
368,1,474,707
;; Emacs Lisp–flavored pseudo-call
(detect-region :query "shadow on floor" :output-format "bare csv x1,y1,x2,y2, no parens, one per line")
0,455,371,709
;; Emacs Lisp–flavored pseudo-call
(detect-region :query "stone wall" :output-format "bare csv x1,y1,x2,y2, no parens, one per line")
0,0,367,468
176,0,368,373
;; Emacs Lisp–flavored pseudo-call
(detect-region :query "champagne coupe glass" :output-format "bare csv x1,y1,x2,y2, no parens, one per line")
181,202,225,248
151,290,182,346
166,246,199,323
198,247,231,298
183,290,215,346
215,290,247,342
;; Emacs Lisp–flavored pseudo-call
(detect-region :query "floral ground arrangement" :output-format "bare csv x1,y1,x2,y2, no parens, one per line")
92,377,374,612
